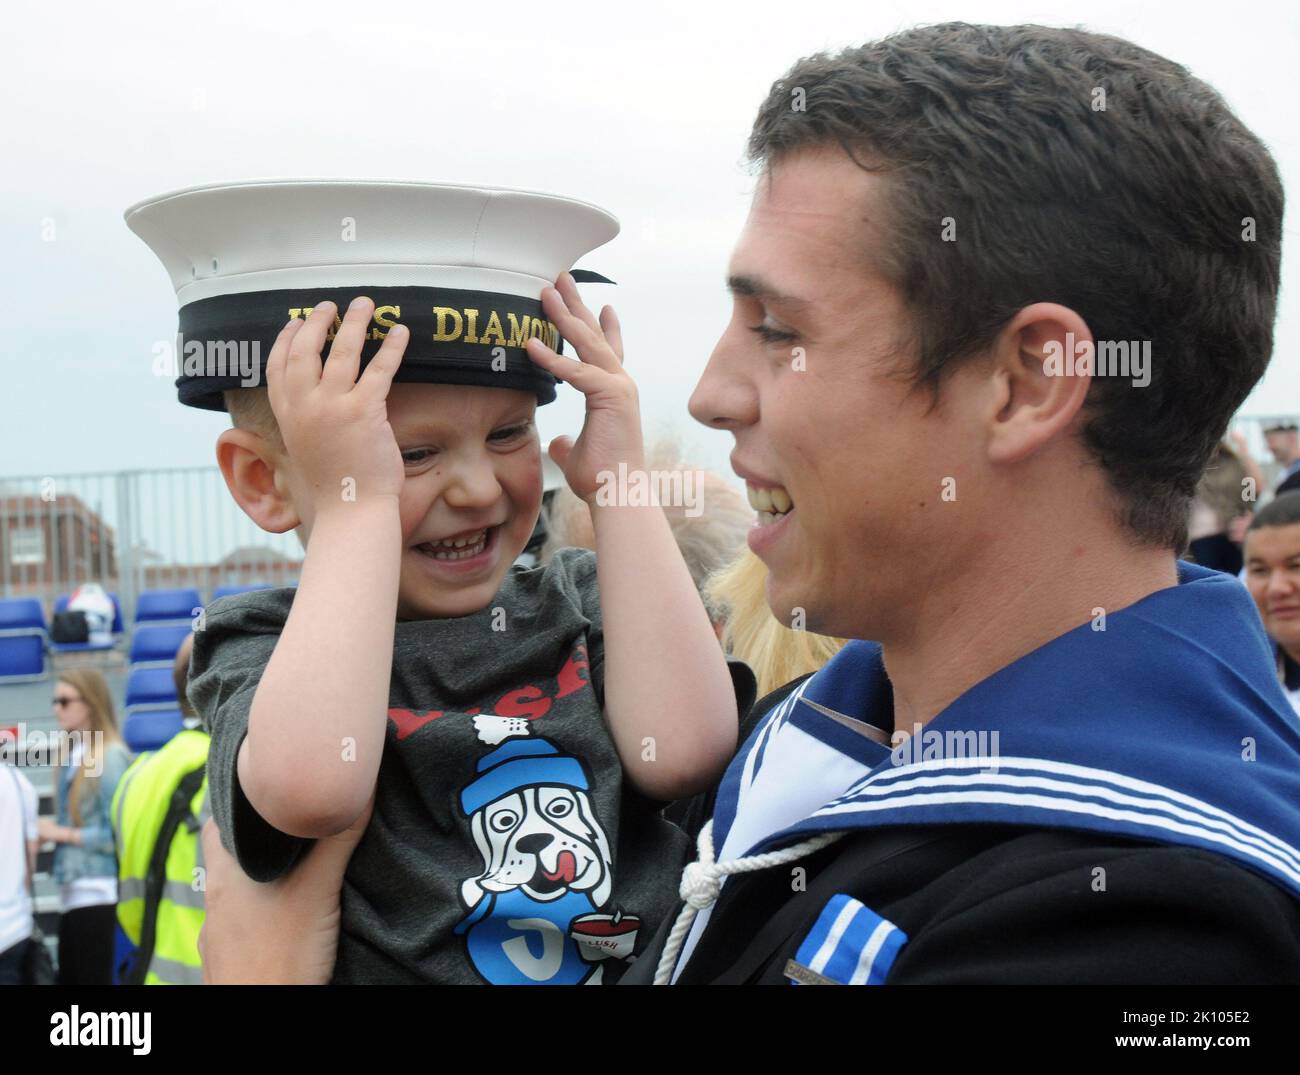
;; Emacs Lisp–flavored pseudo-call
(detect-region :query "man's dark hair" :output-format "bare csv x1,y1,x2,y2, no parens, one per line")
1249,491,1300,532
747,22,1284,550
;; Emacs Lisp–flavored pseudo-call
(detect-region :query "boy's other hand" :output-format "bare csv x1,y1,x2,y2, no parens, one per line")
524,273,644,503
266,298,409,515
198,792,375,985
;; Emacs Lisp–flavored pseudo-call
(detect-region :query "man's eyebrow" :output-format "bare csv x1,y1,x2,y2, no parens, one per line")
726,274,811,310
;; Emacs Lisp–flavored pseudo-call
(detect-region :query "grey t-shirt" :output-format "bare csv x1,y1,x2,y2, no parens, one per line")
188,548,692,984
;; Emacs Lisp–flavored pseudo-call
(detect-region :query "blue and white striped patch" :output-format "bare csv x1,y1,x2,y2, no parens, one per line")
788,895,908,985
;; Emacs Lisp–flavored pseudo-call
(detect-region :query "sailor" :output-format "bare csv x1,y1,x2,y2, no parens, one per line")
624,24,1300,985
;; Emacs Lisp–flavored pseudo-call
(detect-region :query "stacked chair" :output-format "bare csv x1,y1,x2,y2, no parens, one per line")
121,588,202,752
0,597,48,683
4,583,280,745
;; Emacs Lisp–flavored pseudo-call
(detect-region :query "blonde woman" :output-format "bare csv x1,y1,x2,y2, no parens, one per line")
40,669,132,984
656,551,850,843
705,548,847,701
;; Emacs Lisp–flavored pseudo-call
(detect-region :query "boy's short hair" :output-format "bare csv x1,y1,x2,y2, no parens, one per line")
224,388,283,450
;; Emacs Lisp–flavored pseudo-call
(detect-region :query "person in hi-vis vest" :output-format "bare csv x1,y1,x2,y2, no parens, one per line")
111,634,210,985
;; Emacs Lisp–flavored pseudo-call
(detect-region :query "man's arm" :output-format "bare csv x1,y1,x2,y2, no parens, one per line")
198,792,374,985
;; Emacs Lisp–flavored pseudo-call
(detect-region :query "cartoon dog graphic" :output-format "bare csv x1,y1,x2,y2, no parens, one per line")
454,720,640,984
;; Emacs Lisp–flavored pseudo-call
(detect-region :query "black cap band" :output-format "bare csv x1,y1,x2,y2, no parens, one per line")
174,285,575,411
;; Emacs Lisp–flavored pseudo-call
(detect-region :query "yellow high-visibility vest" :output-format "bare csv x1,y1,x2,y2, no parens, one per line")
111,728,210,985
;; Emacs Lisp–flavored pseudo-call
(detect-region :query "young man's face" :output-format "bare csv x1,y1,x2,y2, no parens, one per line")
296,384,543,621
688,146,986,641
1245,522,1300,654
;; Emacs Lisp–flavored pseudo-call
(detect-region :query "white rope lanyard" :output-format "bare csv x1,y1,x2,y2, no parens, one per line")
654,817,846,984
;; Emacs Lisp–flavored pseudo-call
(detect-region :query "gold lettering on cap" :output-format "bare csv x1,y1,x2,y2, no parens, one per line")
272,304,554,350
507,312,531,349
289,307,343,338
508,313,555,350
371,305,400,340
432,307,464,341
479,310,506,347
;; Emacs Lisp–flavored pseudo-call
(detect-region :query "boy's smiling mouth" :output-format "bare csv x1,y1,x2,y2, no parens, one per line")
411,524,502,565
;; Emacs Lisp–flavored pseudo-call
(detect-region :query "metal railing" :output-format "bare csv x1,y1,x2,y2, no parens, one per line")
0,467,303,619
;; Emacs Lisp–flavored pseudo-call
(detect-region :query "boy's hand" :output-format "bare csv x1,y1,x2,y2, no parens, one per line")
524,273,644,503
266,298,409,515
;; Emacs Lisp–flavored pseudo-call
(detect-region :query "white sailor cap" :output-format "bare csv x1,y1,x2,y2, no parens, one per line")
124,179,618,411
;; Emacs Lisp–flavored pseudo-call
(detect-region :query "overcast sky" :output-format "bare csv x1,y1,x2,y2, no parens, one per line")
4,0,1297,488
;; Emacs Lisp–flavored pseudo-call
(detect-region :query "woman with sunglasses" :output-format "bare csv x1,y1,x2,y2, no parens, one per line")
41,670,132,984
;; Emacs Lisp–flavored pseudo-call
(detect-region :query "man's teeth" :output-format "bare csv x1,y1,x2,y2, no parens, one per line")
418,529,488,560
746,483,794,521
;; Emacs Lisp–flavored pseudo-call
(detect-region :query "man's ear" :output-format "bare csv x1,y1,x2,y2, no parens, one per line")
984,302,1093,466
215,429,301,534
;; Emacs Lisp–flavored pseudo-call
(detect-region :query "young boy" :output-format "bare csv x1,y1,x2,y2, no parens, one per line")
127,180,741,984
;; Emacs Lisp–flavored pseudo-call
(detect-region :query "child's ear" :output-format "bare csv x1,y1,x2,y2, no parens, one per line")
215,429,301,534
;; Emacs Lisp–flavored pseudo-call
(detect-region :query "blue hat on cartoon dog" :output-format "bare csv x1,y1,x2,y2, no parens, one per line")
461,738,589,815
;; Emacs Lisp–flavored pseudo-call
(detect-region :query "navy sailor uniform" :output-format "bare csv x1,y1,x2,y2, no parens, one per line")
635,562,1300,984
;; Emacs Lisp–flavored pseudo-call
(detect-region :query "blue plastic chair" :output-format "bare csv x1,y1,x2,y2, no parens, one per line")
124,666,178,709
0,598,48,683
122,708,186,752
128,624,192,669
134,589,202,627
0,598,44,631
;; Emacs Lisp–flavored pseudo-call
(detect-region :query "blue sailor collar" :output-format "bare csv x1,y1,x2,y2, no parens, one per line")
722,561,1300,899
1280,646,1300,692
